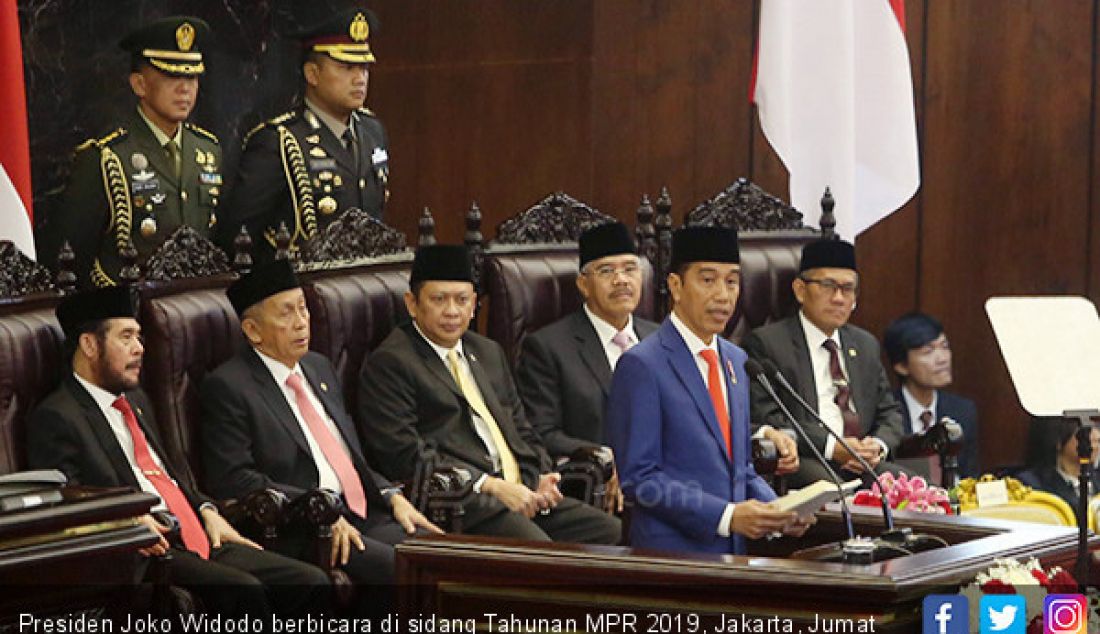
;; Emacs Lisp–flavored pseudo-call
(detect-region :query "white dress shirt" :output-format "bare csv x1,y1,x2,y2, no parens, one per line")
73,373,174,512
798,311,887,460
901,386,939,434
669,311,738,537
583,304,636,371
255,350,352,495
413,322,506,492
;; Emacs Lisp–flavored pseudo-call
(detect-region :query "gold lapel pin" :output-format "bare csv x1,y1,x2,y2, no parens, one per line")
848,348,857,357
320,382,329,392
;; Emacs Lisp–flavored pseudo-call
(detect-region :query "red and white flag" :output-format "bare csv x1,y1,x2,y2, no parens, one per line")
0,0,34,259
752,0,919,239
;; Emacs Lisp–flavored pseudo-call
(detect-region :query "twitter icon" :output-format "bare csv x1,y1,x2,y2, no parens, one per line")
981,595,1027,634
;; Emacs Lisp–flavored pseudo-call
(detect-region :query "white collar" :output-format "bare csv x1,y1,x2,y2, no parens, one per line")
670,310,719,358
413,320,465,364
583,304,635,345
901,385,938,417
73,372,123,412
799,310,842,352
254,348,302,387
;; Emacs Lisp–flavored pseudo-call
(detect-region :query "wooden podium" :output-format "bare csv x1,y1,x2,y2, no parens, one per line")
0,486,158,621
396,507,1094,633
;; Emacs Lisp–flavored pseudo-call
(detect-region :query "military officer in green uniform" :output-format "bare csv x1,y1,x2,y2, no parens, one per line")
220,5,390,262
41,16,222,288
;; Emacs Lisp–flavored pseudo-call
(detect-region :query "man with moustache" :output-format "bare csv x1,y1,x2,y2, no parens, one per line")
606,226,811,555
27,287,329,616
40,17,223,288
515,223,658,512
200,260,440,600
883,312,979,481
358,245,620,543
743,239,908,488
221,4,390,262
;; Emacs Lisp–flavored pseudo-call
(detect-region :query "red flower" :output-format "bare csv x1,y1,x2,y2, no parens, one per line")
1047,569,1077,593
1031,568,1050,585
980,579,1015,594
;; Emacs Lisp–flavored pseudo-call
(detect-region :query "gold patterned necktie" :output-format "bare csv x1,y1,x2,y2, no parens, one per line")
446,348,521,484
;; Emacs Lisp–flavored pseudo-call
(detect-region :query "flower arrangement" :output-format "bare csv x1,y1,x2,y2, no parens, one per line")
958,558,1079,633
851,472,952,514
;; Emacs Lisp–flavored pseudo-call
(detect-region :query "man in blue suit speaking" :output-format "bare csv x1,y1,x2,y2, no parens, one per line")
607,226,812,555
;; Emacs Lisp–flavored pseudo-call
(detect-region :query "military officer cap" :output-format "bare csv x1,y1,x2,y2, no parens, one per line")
670,226,740,272
119,15,211,76
227,259,302,317
799,238,857,273
56,286,140,342
579,222,636,270
295,4,380,64
410,245,474,286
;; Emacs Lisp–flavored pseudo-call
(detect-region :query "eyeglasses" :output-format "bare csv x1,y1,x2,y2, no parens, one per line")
801,277,858,297
587,263,642,280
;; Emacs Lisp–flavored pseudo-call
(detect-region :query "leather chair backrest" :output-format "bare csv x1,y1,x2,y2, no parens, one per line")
483,247,655,368
301,261,412,418
140,284,243,487
0,299,65,475
728,232,819,342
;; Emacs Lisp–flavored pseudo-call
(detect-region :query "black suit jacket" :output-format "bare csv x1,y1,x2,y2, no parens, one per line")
358,322,553,495
1018,464,1100,510
516,310,659,457
200,348,390,515
894,388,980,478
27,375,211,512
742,315,905,457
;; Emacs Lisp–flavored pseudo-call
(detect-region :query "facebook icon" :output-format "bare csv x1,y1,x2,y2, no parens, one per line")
923,595,969,634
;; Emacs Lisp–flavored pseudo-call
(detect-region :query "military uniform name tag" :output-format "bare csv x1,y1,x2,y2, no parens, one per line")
131,179,159,194
310,158,337,171
200,172,222,185
371,147,388,166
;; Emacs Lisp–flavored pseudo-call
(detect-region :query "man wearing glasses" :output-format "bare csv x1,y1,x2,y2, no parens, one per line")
743,239,907,488
515,223,659,513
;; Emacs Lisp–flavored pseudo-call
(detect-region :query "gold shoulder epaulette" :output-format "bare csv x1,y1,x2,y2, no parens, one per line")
184,122,219,144
75,127,127,152
243,111,299,146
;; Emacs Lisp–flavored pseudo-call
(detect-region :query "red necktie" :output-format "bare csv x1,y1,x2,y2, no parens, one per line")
285,373,368,518
112,396,209,559
700,349,732,458
920,410,942,485
822,339,861,438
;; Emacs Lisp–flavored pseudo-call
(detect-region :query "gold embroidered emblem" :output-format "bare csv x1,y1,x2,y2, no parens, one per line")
176,22,195,52
318,196,338,215
349,13,370,42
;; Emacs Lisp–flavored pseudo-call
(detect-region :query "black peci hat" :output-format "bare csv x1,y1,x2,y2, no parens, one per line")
410,245,474,287
226,259,302,317
56,286,140,342
799,239,857,273
119,16,211,76
579,222,636,270
669,226,740,272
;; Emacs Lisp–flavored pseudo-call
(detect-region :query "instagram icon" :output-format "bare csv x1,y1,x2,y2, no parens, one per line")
1045,594,1087,634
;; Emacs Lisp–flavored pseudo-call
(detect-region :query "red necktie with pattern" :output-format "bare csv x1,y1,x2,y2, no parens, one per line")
285,373,368,518
700,349,732,458
822,339,861,438
112,395,209,558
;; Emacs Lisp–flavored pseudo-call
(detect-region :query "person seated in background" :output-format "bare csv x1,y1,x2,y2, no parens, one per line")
743,239,907,489
200,260,441,611
1018,417,1100,509
514,222,658,513
358,244,621,544
606,226,811,555
28,287,330,616
883,312,979,482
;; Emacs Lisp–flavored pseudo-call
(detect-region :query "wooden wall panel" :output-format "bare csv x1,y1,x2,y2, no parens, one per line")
918,1,1095,469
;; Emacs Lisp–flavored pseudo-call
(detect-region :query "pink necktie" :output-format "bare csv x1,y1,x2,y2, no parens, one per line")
285,373,367,518
611,329,633,353
112,396,209,558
